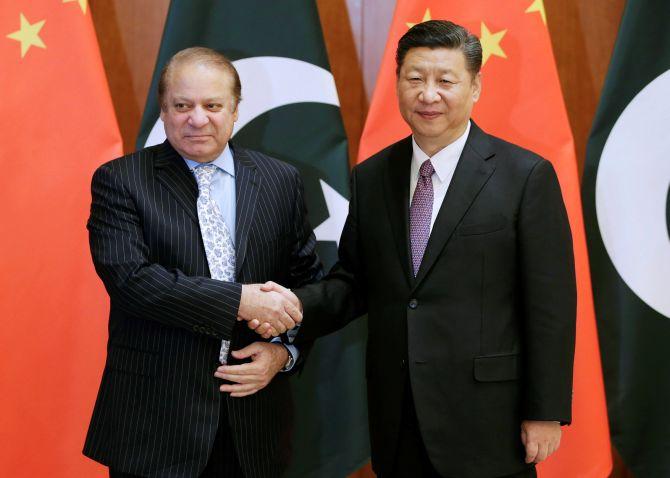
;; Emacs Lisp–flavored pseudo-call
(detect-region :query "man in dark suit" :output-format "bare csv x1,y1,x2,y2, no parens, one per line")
83,47,321,478
260,20,576,478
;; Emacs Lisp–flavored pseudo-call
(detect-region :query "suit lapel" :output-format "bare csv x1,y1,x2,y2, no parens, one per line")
232,146,259,278
383,137,414,286
411,123,496,292
154,141,198,222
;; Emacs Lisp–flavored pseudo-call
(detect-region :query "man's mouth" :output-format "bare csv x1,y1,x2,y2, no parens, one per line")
416,111,442,119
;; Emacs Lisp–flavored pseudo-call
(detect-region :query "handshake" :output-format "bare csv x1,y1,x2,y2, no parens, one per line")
237,281,302,339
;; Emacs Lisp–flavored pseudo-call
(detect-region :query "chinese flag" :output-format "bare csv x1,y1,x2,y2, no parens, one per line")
0,1,122,476
358,1,612,477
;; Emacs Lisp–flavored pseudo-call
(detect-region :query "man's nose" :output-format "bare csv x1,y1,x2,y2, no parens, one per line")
419,82,440,103
188,107,209,127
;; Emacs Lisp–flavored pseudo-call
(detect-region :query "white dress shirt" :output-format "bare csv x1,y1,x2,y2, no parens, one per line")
409,121,471,232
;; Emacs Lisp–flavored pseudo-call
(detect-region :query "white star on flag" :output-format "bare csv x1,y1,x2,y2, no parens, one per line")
314,179,349,246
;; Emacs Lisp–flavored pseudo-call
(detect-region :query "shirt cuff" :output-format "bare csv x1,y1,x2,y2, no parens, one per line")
270,338,299,372
286,323,300,344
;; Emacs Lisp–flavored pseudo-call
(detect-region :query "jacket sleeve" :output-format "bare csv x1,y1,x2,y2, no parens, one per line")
518,159,577,424
87,163,242,340
293,166,367,344
286,167,324,290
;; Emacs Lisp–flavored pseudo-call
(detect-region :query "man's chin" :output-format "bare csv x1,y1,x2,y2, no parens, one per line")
179,146,221,163
412,127,448,141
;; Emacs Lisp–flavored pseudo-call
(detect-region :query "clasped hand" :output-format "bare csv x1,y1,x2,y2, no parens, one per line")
237,282,302,339
215,342,288,397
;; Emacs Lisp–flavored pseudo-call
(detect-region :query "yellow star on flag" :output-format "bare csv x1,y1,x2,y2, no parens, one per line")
479,22,507,66
407,9,431,28
63,0,88,15
525,0,547,25
6,13,46,58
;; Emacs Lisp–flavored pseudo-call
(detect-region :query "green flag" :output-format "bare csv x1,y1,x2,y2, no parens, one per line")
583,1,670,476
137,1,369,476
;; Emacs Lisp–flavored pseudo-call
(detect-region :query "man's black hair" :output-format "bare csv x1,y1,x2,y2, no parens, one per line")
396,20,482,77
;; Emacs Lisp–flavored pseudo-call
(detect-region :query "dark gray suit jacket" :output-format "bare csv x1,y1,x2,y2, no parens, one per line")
83,141,321,478
295,122,576,478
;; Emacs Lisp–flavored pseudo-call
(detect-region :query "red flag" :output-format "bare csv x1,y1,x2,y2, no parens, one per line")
359,2,612,477
0,1,122,476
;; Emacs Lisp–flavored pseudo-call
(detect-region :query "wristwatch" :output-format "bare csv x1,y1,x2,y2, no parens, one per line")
281,343,295,371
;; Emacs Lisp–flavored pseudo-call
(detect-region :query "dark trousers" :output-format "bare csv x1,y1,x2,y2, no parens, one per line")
110,400,244,478
386,382,441,478
198,410,244,478
385,382,536,478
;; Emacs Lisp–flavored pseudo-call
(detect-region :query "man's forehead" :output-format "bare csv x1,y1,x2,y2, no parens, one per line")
402,47,466,67
170,93,228,101
165,64,234,93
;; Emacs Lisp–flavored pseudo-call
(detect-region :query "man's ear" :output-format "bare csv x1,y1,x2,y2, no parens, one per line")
232,100,240,122
472,72,482,103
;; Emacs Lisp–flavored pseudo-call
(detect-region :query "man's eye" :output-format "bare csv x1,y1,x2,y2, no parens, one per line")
440,79,455,85
408,77,422,83
207,103,223,111
174,103,189,111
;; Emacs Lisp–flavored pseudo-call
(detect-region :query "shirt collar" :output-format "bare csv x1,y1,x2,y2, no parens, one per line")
411,120,471,182
182,143,235,177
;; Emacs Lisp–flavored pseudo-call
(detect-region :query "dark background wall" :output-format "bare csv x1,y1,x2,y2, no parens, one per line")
88,1,631,476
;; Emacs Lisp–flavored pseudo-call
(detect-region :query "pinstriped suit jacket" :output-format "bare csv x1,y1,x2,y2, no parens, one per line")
83,140,322,478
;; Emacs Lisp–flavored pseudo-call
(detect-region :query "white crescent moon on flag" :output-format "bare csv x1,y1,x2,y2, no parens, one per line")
595,69,670,318
144,56,340,146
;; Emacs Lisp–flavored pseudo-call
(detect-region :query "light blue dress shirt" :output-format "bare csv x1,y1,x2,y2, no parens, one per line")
183,145,298,370
183,145,237,243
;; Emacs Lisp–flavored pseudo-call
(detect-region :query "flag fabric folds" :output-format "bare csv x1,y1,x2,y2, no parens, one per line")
0,0,122,476
583,1,670,476
359,2,612,477
137,1,368,477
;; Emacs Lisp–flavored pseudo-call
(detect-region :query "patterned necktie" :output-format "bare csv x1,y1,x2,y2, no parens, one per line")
193,164,236,363
410,159,435,276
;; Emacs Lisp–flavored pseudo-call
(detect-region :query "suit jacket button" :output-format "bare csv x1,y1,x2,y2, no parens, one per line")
408,299,418,309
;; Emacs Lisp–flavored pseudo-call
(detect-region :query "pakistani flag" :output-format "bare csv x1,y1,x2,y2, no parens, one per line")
137,1,369,476
583,1,670,476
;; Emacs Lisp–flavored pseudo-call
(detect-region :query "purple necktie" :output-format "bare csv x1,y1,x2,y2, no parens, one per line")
410,159,435,276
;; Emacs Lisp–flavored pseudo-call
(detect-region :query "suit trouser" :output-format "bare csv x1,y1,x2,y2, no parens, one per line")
385,380,442,478
110,398,244,478
386,381,536,478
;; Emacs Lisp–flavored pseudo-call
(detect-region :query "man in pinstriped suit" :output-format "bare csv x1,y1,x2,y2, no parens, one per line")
83,47,321,478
